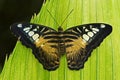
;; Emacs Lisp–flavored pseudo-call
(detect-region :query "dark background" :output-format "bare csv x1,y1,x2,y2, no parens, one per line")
0,0,44,73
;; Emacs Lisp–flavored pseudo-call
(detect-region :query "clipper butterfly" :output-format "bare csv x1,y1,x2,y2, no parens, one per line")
11,23,112,70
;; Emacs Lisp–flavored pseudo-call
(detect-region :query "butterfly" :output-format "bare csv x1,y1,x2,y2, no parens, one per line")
11,23,112,70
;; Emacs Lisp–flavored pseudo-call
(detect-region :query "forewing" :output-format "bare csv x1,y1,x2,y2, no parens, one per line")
65,23,112,70
11,23,60,70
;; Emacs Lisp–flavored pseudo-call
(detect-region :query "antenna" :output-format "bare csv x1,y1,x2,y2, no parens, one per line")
47,9,74,27
60,9,74,26
47,9,60,26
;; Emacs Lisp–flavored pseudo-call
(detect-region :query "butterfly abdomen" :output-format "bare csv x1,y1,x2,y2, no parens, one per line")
58,42,66,55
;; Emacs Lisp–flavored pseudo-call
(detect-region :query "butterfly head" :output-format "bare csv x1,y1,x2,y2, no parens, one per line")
47,9,73,32
58,26,63,32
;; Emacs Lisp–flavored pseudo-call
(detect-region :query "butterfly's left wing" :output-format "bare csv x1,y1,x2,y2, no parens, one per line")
64,23,112,70
11,23,60,70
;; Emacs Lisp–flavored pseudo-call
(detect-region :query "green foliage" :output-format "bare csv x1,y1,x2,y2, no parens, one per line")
0,0,119,80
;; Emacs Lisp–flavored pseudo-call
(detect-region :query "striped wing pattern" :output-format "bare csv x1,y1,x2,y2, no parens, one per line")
64,23,112,69
11,23,112,70
11,23,60,70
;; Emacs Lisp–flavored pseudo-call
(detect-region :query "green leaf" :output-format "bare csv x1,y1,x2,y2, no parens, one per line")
0,0,118,80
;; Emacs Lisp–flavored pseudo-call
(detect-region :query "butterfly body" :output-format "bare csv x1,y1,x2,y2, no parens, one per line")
11,23,112,70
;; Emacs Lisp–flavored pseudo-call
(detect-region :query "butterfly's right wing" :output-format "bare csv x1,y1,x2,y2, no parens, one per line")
11,23,60,70
64,23,112,70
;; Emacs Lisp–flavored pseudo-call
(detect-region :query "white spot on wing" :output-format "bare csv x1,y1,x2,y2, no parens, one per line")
37,26,39,29
87,32,94,37
30,25,33,28
77,27,81,33
83,26,86,29
17,24,22,28
32,34,39,40
33,28,37,31
28,31,34,36
85,29,89,32
93,31,97,34
83,34,89,41
92,28,99,32
25,30,29,33
90,25,93,28
23,27,30,31
40,27,45,32
35,38,39,42
101,24,106,28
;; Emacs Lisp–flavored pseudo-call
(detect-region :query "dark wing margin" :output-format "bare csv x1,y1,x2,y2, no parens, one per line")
10,23,56,48
65,23,112,70
11,23,60,70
